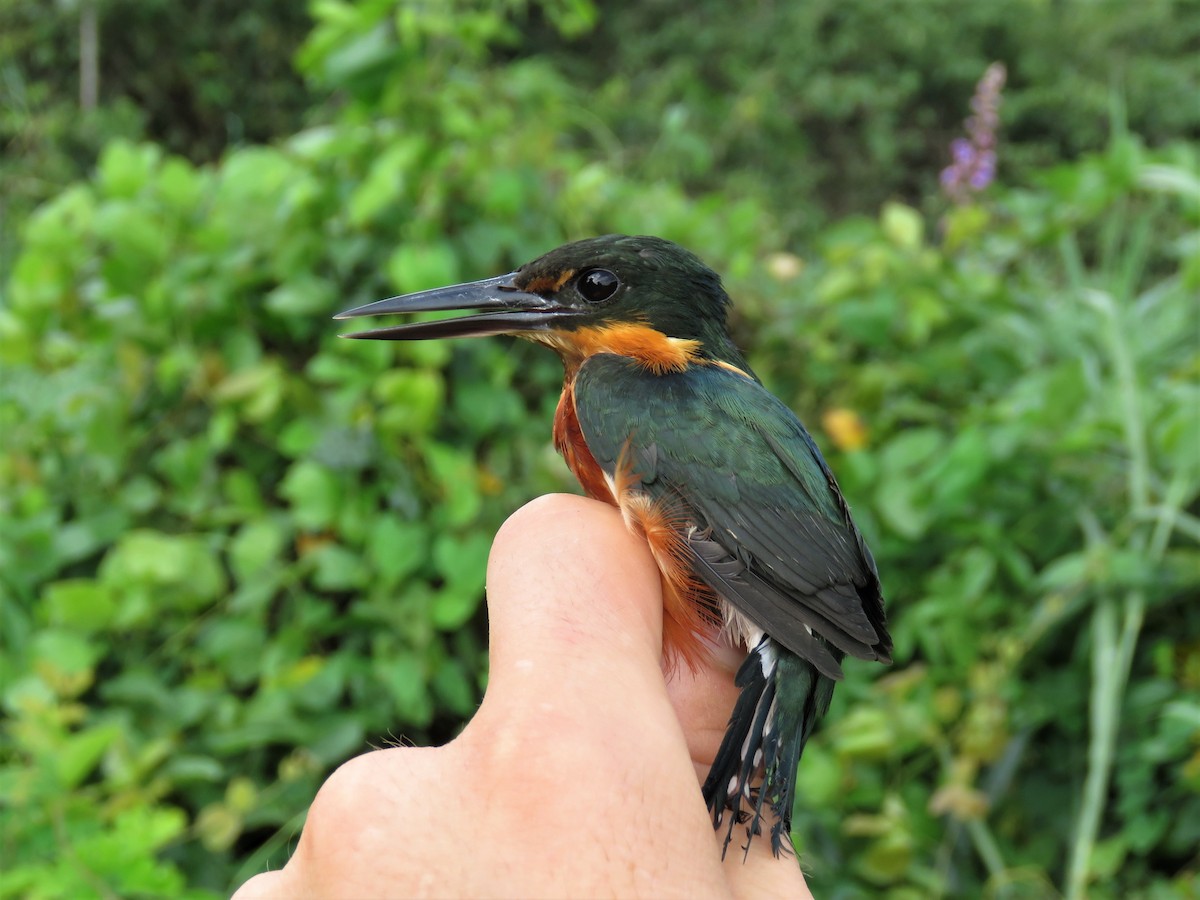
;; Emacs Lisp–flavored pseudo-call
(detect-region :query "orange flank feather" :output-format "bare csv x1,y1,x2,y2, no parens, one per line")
553,372,717,669
612,444,719,670
711,359,754,381
552,383,615,504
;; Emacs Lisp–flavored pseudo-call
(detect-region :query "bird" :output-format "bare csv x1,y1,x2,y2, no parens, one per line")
335,234,891,859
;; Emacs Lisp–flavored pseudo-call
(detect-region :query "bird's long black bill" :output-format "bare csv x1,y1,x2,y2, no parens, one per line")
334,273,581,340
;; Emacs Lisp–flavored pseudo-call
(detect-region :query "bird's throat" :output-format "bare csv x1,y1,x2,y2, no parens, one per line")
536,323,702,376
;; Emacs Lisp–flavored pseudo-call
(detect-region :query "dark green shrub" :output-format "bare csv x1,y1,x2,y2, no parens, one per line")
542,0,1200,238
744,136,1200,897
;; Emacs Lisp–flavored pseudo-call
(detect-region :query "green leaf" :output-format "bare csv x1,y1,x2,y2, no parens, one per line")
793,743,842,805
874,479,930,540
881,202,923,250
954,547,997,601
318,20,396,87
95,201,172,290
279,460,343,531
75,807,190,895
56,722,123,789
430,532,489,629
156,156,203,211
386,241,461,294
212,361,285,423
41,579,118,632
229,520,289,582
1039,553,1089,590
374,368,444,437
97,140,160,199
453,378,522,435
431,657,477,716
266,276,336,317
278,418,320,459
347,138,425,226
928,427,991,512
879,429,944,472
311,543,366,591
376,653,431,724
99,531,227,611
425,443,482,528
367,518,428,583
859,829,914,884
32,629,101,679
832,707,894,760
196,801,243,853
1138,163,1200,200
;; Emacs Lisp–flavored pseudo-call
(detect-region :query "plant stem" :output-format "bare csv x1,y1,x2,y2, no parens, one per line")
1066,284,1160,899
1067,596,1118,900
79,1,99,111
1088,287,1150,510
967,818,1007,884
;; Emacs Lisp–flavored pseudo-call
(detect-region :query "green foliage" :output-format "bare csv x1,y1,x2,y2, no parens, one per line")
540,0,1200,237
2,2,1198,897
0,0,312,273
0,4,773,894
743,136,1200,897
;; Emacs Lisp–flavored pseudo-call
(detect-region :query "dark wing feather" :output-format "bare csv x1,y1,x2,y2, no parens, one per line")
574,354,891,677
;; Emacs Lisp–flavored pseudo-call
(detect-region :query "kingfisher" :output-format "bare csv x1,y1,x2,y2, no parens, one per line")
335,235,891,858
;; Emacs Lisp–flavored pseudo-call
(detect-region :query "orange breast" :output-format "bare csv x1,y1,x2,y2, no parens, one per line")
553,378,717,670
552,381,616,505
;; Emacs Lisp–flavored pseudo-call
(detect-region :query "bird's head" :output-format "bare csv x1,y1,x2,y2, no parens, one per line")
336,235,749,371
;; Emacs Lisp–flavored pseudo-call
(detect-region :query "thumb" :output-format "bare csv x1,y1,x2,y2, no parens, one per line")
480,493,667,710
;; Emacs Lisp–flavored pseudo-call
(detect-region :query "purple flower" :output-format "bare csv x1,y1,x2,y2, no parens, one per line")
942,62,1006,203
969,151,997,190
951,138,975,165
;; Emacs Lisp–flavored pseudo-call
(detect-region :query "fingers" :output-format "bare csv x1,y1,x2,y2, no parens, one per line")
479,493,745,779
232,748,455,900
665,637,744,775
480,493,668,709
667,643,813,899
457,494,735,895
230,872,276,899
467,493,694,809
231,493,811,898
471,493,810,897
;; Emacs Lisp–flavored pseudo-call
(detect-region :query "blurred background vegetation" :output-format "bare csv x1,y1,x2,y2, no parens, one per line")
1,0,1198,897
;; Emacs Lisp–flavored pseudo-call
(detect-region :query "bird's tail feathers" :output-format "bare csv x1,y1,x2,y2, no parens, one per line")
702,636,836,859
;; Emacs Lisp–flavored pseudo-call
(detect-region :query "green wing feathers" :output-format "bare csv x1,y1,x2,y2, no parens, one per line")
573,354,891,676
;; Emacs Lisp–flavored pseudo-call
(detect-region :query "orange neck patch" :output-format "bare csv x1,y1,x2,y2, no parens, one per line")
539,323,702,375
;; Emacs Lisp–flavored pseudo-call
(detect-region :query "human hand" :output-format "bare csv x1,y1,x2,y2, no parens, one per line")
233,493,812,899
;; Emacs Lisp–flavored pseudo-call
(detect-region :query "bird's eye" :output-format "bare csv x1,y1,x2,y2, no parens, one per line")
577,268,620,303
